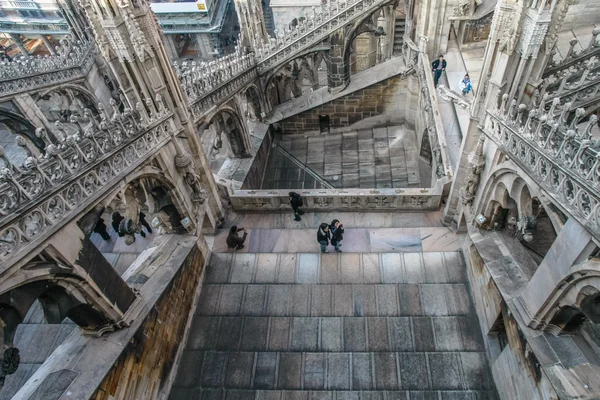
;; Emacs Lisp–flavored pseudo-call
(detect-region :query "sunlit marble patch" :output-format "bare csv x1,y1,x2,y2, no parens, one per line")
368,228,422,252
419,227,461,252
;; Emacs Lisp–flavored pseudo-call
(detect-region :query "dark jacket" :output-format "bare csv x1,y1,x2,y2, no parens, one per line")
112,212,124,234
331,226,344,245
290,192,302,211
226,228,247,248
431,59,447,70
317,227,330,244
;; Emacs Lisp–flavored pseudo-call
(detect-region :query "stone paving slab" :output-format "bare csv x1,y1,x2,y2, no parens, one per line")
213,228,460,254
226,211,445,230
204,252,467,285
169,390,498,400
185,316,482,352
170,248,496,400
171,351,493,391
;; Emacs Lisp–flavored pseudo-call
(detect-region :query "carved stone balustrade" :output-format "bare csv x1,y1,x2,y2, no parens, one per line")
547,28,600,71
0,103,173,267
417,47,453,180
230,180,450,212
401,36,419,69
0,37,95,97
254,0,396,73
174,47,256,105
537,28,600,111
186,64,259,123
482,93,600,238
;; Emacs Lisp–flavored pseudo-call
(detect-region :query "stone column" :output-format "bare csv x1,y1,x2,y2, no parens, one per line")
196,33,213,58
162,34,179,61
10,34,29,56
39,34,56,55
326,30,350,91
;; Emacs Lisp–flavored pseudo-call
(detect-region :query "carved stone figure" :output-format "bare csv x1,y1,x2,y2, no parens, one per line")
185,171,207,203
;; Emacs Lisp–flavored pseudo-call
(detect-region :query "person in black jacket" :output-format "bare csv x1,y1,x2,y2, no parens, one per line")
330,222,344,253
289,192,305,221
431,55,447,87
112,211,124,235
93,217,111,241
139,211,153,235
317,223,330,253
226,225,247,250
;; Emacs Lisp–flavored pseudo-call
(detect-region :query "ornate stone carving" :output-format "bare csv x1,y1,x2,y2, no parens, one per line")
0,37,95,96
482,92,600,238
460,136,486,206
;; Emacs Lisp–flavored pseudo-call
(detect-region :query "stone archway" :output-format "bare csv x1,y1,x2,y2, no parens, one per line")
0,110,45,166
263,52,327,108
205,108,251,159
243,85,263,121
101,172,187,245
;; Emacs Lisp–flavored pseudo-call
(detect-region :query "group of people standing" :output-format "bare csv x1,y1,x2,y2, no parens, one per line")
431,55,472,96
225,192,347,253
317,220,344,253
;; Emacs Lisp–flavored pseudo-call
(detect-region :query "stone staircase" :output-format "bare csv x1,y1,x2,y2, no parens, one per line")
169,212,498,400
393,16,405,56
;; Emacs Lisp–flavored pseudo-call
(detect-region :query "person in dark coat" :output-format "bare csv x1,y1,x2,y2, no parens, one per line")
431,55,447,87
93,217,111,241
139,211,153,235
330,222,344,253
317,223,330,253
226,225,247,250
112,211,124,235
289,192,305,221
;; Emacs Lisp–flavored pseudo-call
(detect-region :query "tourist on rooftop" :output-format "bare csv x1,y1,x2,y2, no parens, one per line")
226,225,247,250
317,223,331,253
431,55,447,88
289,192,305,221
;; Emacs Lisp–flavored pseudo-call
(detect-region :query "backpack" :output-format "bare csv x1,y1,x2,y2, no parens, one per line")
297,195,303,207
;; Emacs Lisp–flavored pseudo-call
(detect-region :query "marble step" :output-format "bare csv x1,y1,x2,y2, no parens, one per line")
211,227,460,254
224,211,445,230
171,351,495,391
186,316,483,353
171,389,498,400
205,252,467,286
197,284,472,318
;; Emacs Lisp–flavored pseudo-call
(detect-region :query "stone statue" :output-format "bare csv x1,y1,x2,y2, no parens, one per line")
185,171,207,203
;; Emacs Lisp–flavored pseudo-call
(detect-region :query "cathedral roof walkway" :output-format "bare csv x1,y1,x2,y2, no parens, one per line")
169,211,499,400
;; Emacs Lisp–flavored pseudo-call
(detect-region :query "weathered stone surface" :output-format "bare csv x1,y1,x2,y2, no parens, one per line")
278,353,303,389
225,352,255,388
327,353,351,389
171,251,495,399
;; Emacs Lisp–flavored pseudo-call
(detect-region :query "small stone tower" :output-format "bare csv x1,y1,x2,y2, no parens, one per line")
233,0,270,51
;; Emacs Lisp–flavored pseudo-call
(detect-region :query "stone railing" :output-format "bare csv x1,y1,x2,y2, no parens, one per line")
174,46,255,103
537,28,600,110
184,56,258,121
417,47,453,180
547,28,600,72
0,37,95,97
230,180,450,211
253,0,394,73
401,36,419,69
0,96,174,266
482,93,600,238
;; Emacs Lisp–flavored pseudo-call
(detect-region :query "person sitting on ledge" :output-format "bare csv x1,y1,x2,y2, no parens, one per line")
459,74,472,96
226,225,247,250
